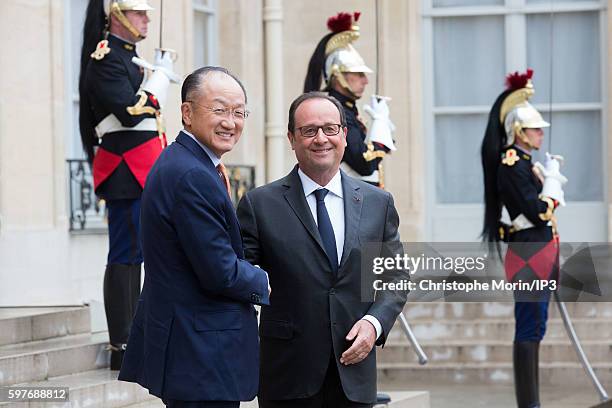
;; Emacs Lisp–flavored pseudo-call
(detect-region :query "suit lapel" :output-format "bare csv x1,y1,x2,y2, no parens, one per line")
175,131,217,172
339,172,362,272
283,166,327,255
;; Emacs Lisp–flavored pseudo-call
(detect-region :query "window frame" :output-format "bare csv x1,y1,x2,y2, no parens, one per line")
422,0,608,240
192,0,219,68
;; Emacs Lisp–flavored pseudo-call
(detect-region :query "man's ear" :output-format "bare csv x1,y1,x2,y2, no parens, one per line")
287,131,296,150
342,127,348,146
181,102,192,126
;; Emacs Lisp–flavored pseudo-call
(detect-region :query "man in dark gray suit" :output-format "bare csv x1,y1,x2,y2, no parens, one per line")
236,92,408,408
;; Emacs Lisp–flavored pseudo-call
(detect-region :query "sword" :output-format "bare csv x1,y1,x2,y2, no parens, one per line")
398,312,428,365
159,0,163,49
554,291,609,403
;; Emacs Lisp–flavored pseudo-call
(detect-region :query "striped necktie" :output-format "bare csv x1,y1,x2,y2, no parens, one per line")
216,163,231,198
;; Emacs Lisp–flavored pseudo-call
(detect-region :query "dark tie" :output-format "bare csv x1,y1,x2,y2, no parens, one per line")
313,188,338,275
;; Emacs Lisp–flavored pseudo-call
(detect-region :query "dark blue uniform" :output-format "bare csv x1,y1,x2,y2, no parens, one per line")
81,33,165,369
329,90,386,186
498,145,558,342
83,34,165,264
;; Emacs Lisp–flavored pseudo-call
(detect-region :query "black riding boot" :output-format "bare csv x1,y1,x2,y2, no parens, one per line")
513,341,540,408
103,264,142,370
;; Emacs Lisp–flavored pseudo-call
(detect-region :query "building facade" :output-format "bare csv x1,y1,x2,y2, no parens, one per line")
0,0,608,318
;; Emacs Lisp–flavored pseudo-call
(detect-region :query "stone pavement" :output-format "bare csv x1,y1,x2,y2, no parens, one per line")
380,382,605,408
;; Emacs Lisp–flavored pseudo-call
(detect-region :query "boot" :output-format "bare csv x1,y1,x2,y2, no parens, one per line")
513,341,540,408
103,264,142,370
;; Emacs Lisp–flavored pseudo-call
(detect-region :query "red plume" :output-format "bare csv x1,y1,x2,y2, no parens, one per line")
327,12,354,33
505,68,534,90
353,12,361,22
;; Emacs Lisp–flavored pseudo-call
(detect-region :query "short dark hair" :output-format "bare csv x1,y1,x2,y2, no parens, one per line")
181,66,247,103
287,92,346,133
181,66,247,125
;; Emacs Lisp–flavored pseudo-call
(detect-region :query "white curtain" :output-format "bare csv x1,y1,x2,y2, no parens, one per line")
432,9,602,204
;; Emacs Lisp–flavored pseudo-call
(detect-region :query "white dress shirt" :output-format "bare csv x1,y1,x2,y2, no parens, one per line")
297,168,382,339
182,129,220,167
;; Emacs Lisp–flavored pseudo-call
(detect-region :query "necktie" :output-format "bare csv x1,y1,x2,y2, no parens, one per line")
313,188,338,275
216,163,231,198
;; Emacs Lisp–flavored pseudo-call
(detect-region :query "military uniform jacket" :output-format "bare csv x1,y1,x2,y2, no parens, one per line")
329,90,384,179
83,34,163,200
498,145,558,283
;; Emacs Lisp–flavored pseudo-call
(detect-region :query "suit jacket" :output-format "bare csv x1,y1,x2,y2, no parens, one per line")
118,132,270,402
236,166,408,404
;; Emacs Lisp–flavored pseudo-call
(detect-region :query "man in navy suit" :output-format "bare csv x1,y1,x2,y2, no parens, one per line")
119,66,270,408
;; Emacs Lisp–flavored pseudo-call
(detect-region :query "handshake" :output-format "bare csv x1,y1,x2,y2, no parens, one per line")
534,152,568,206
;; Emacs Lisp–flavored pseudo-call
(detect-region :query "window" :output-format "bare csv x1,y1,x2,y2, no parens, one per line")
422,0,606,241
192,0,218,69
424,0,605,204
65,0,88,160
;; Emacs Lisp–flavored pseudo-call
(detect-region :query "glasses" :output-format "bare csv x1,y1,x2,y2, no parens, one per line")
187,101,250,120
297,124,342,138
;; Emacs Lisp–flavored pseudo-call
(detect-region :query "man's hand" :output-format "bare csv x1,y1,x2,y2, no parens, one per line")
340,320,376,365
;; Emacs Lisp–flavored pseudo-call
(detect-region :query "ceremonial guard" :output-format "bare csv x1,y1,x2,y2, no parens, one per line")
303,12,396,188
481,69,568,408
79,0,178,370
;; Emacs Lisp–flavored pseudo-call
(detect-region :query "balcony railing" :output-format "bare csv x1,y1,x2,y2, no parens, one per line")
66,159,256,233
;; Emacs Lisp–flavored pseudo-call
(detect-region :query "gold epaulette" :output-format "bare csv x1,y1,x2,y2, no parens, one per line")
501,148,519,166
363,143,386,162
126,92,157,116
91,40,111,60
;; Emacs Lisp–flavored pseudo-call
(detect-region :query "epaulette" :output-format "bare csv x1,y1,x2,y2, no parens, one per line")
501,148,520,166
91,40,111,61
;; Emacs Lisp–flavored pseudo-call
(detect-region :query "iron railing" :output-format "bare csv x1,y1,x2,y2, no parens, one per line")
66,159,256,232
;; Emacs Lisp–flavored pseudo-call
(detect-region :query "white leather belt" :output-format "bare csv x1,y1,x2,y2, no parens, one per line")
95,114,157,138
340,162,379,183
511,214,552,232
511,214,535,231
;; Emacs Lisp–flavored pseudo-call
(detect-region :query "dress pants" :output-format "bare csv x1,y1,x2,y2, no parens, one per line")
258,355,372,408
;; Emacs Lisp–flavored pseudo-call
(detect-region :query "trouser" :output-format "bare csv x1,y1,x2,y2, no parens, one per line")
104,199,143,370
513,296,550,408
258,355,373,408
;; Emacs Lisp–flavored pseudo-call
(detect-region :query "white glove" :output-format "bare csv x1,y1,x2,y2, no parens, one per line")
535,152,568,206
132,49,181,84
142,69,170,109
152,49,180,83
363,96,397,151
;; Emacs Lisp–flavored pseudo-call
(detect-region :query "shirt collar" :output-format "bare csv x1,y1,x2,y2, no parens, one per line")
109,33,136,45
182,129,221,167
512,144,533,160
328,89,357,111
297,168,343,199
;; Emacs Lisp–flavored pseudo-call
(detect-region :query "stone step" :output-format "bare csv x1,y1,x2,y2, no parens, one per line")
402,302,612,321
0,332,109,386
377,361,612,388
387,317,612,342
122,390,430,408
0,307,90,347
0,369,155,408
379,339,612,364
